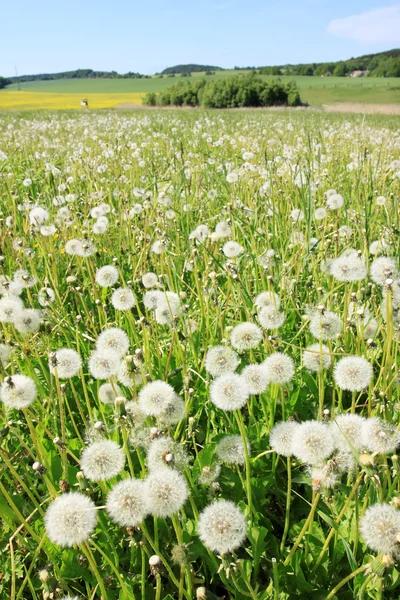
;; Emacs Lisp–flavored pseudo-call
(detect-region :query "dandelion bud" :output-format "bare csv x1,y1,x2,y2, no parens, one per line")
149,555,164,575
59,479,69,493
53,437,66,448
38,569,49,583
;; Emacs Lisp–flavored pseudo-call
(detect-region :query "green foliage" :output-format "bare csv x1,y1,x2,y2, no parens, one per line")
0,76,9,89
152,74,302,107
161,64,223,74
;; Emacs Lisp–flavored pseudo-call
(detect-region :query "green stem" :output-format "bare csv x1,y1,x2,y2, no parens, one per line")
325,565,367,599
280,457,292,553
234,410,253,520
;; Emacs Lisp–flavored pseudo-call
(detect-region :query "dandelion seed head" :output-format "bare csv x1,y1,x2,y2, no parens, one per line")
269,421,299,456
0,374,37,409
145,468,188,517
258,306,285,330
333,356,373,392
106,478,148,527
147,436,189,472
230,322,263,351
96,328,130,358
331,413,366,453
198,500,247,555
241,364,269,394
0,296,24,323
309,311,342,340
111,288,135,310
96,265,119,287
88,349,121,380
98,382,123,404
254,291,281,310
361,418,399,455
50,349,82,378
44,492,97,547
222,241,244,258
138,380,176,416
262,353,295,385
210,373,250,411
14,309,41,334
360,503,400,555
370,257,398,286
216,434,250,465
292,420,334,465
205,345,240,377
80,440,125,481
302,344,331,372
142,272,158,288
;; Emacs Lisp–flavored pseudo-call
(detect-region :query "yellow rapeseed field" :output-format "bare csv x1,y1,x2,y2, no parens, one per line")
0,91,144,110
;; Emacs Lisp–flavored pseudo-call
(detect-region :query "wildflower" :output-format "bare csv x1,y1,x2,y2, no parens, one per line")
290,208,304,222
80,440,125,481
0,296,24,323
88,349,121,380
38,287,56,307
334,356,373,392
147,436,189,472
96,265,119,287
111,288,135,310
49,349,82,378
241,364,269,394
262,353,295,385
0,343,11,366
326,193,344,210
230,322,263,351
205,345,240,377
0,374,37,409
138,380,176,416
143,290,163,310
14,269,37,289
330,253,367,282
370,257,398,286
210,373,250,411
226,172,239,183
198,464,221,485
361,418,399,454
14,309,41,334
96,328,130,357
331,413,365,453
142,272,158,288
254,291,280,310
158,396,186,425
222,241,244,258
314,207,327,220
29,206,49,225
269,421,299,456
198,500,247,555
302,344,331,372
145,468,188,517
216,435,250,465
99,382,123,404
215,221,231,238
106,478,148,527
309,311,342,340
118,359,142,387
292,420,334,465
258,306,285,330
44,492,97,547
360,503,400,555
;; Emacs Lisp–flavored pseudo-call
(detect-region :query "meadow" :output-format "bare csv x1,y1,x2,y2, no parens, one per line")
0,109,400,600
1,72,400,109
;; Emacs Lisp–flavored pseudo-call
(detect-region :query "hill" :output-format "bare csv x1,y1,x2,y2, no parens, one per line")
6,69,149,84
254,49,400,77
161,64,223,74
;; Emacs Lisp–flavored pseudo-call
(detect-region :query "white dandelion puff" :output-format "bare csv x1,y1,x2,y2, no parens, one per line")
205,345,240,377
198,500,247,555
361,418,399,455
333,356,373,392
98,383,123,404
360,503,400,555
111,288,135,310
258,306,285,330
80,440,125,481
88,349,121,380
216,435,250,466
96,265,119,288
96,328,130,357
106,479,148,527
370,257,398,286
0,374,37,409
210,373,250,411
14,309,41,334
254,291,280,310
302,344,331,372
331,413,366,453
147,436,189,472
222,241,244,258
241,364,269,395
262,353,295,385
145,468,188,517
269,421,299,456
49,349,82,378
292,421,334,465
44,492,97,547
138,380,176,416
230,322,263,351
309,311,342,341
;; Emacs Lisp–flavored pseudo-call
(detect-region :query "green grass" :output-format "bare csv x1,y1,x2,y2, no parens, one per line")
0,109,399,600
4,73,400,104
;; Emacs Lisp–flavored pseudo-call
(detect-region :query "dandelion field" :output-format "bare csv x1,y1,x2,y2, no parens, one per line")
0,109,400,600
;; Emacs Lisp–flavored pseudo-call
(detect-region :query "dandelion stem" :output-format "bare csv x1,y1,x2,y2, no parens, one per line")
325,564,368,599
234,409,253,520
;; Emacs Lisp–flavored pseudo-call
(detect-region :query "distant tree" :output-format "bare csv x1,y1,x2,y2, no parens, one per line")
0,76,10,89
333,63,348,77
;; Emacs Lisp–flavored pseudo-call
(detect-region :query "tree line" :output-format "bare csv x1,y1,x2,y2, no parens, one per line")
143,74,301,108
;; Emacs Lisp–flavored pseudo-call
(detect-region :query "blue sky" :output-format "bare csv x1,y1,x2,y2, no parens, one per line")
1,1,400,76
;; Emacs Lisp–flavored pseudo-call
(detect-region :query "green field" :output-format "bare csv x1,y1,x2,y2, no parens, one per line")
5,72,400,105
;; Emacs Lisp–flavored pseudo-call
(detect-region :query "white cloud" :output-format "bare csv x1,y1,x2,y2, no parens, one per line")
327,4,400,44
